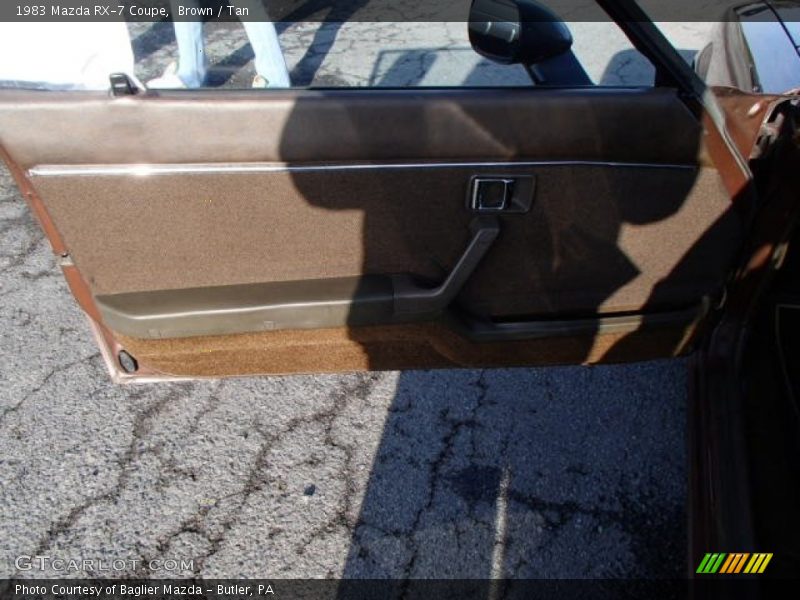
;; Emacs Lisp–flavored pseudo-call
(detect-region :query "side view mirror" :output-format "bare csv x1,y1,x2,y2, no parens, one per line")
468,0,573,66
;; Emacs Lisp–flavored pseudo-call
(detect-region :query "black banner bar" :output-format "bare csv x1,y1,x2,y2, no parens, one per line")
0,1,784,23
2,579,798,600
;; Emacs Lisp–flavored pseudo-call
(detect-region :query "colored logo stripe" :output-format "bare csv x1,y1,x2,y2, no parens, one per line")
696,553,726,573
733,553,750,573
697,553,773,574
744,553,773,574
696,553,712,573
719,554,736,573
719,553,749,573
758,554,773,573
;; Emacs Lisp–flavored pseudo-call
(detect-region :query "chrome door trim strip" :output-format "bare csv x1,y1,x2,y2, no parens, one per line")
28,160,696,178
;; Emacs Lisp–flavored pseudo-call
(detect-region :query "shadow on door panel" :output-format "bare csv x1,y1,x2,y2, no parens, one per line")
102,87,745,377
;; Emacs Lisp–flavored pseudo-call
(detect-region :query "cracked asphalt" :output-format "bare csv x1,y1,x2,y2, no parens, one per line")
0,20,707,580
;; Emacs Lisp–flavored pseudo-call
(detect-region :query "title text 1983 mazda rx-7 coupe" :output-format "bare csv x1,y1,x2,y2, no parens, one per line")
1,0,799,581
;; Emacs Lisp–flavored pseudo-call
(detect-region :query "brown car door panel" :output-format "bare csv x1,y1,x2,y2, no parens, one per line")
0,87,743,378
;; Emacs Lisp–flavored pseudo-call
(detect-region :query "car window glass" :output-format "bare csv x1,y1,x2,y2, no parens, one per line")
0,6,658,91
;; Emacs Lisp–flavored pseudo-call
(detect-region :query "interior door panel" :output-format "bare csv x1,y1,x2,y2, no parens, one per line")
0,87,744,379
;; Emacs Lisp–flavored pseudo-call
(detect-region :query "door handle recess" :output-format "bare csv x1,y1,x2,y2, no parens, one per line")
392,216,500,317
